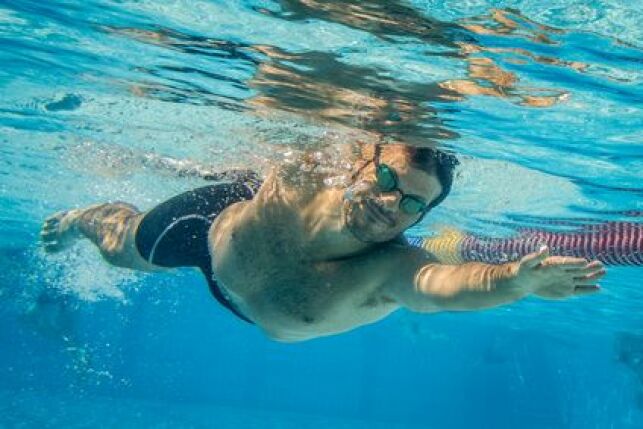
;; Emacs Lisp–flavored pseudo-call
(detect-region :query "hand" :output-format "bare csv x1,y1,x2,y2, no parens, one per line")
514,246,605,299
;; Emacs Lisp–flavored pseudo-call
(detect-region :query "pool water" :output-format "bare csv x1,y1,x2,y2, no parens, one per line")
0,1,641,428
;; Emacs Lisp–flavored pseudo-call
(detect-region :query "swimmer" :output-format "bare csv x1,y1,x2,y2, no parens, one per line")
41,143,605,342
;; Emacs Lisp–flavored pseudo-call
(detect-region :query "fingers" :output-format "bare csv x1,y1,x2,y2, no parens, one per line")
572,267,606,296
521,246,549,269
574,268,606,286
562,259,602,271
529,252,607,298
542,256,587,269
542,258,606,283
576,266,606,279
560,260,590,270
586,260,603,269
564,262,605,281
574,285,600,296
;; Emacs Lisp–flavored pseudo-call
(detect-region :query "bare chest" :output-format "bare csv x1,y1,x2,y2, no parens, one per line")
242,259,398,341
211,217,397,340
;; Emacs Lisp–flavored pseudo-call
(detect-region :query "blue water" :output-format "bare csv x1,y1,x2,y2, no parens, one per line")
1,0,642,427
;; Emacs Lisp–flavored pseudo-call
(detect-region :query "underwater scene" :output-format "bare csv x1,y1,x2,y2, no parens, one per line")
0,0,642,428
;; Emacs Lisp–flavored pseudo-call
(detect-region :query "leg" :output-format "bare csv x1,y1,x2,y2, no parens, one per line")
41,175,261,272
41,202,157,271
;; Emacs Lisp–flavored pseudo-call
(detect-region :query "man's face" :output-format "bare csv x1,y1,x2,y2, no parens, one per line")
342,146,442,243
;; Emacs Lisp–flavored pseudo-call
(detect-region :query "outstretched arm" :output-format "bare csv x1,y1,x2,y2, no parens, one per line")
383,246,605,312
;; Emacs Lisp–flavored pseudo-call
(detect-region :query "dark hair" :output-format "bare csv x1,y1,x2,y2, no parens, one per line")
404,146,459,211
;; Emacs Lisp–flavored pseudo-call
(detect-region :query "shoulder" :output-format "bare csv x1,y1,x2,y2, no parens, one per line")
377,241,437,274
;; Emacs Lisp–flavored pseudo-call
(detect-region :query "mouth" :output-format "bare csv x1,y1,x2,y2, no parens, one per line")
363,199,395,227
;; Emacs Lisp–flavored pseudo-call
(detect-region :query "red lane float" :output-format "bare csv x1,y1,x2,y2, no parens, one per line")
407,221,643,266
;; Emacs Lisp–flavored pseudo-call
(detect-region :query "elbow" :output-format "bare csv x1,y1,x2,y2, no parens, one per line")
399,293,441,314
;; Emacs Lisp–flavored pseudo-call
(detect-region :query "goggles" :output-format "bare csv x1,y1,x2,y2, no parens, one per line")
375,163,429,215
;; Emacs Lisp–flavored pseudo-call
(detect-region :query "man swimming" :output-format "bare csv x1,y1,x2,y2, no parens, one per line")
41,143,605,342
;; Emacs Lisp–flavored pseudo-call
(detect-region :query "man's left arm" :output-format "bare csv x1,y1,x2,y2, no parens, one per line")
382,246,605,313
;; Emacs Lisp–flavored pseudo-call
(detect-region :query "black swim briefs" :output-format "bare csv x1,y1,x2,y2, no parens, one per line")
135,177,261,324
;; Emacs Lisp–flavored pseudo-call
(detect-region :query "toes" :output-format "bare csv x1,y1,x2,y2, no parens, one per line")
43,241,64,253
41,219,61,241
44,213,62,222
40,210,72,251
40,230,58,242
42,213,64,234
44,210,67,224
42,219,58,232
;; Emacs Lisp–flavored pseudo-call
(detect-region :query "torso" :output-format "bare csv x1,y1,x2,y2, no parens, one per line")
208,161,407,342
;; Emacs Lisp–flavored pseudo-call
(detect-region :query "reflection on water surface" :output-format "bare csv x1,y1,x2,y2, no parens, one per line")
103,3,606,149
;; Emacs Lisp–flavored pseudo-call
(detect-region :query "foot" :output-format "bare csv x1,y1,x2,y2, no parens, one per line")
40,209,82,253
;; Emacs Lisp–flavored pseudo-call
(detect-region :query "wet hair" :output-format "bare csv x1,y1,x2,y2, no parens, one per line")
403,146,459,211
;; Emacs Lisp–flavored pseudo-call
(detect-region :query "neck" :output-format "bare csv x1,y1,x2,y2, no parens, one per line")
300,187,373,260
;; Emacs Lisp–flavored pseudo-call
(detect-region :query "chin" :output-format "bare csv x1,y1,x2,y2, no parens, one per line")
362,228,401,243
344,201,403,243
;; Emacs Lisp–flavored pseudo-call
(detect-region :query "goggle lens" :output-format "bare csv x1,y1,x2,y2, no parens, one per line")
400,196,426,214
376,164,397,192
